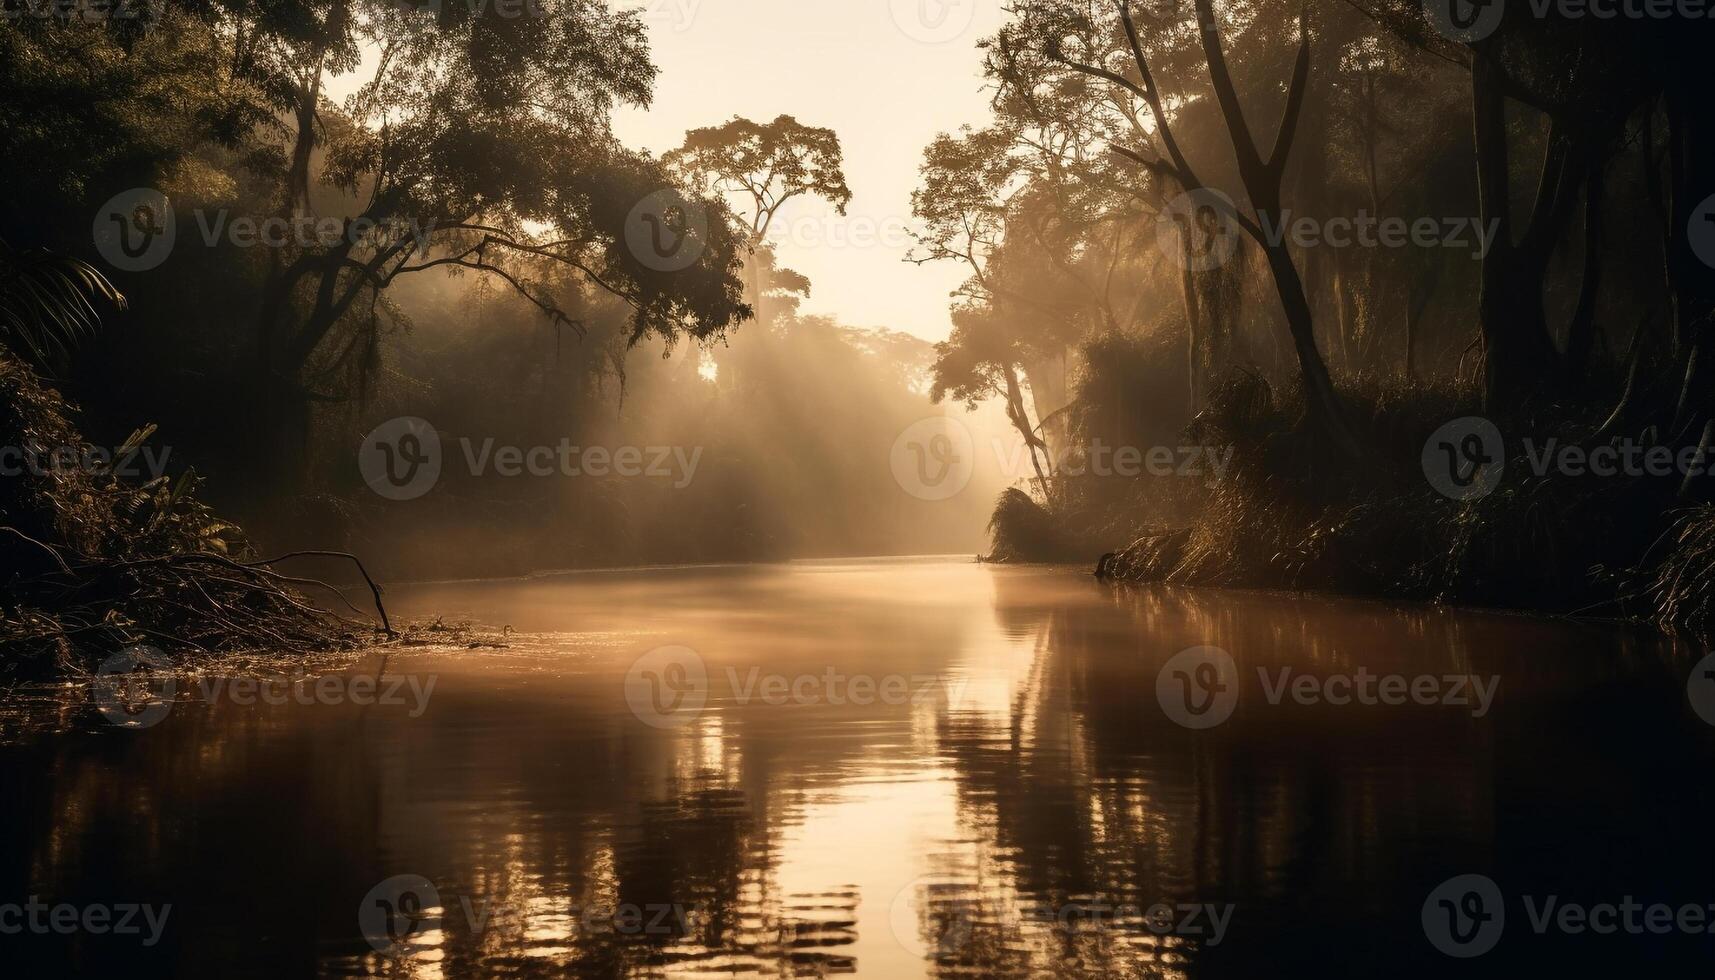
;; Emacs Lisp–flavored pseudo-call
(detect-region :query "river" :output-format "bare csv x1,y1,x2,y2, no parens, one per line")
3,558,1713,977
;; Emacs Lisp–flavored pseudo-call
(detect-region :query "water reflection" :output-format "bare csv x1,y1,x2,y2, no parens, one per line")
1,559,1711,977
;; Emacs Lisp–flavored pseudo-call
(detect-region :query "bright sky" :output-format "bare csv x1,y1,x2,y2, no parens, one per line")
611,0,1003,340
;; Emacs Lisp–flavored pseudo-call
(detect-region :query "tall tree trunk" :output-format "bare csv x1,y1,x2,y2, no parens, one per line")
1060,0,1357,450
1021,352,1070,462
1404,253,1443,384
1404,294,1418,383
1260,234,1353,449
1564,159,1605,382
1179,240,1205,411
253,38,332,489
1191,0,1358,453
1331,276,1348,374
1471,51,1571,411
1001,363,1052,499
747,236,767,333
1661,90,1715,438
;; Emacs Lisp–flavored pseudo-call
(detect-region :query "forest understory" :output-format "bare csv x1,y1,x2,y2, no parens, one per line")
992,342,1715,637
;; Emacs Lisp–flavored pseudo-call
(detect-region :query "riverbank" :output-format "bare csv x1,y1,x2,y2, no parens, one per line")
0,351,390,678
1006,373,1715,636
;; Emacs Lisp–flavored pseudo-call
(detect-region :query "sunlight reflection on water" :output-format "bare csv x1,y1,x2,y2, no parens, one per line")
3,559,1712,978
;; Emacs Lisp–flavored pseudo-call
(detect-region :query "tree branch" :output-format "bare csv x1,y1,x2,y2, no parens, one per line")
1268,6,1313,179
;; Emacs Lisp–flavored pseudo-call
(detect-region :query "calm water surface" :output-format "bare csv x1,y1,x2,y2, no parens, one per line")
4,558,1714,977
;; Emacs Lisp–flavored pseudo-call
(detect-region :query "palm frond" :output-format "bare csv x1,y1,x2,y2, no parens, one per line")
0,239,127,371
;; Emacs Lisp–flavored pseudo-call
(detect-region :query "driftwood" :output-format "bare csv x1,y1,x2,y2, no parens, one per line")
0,350,389,674
2,534,389,672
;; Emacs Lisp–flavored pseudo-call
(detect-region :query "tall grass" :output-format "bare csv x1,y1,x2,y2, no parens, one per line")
997,338,1715,633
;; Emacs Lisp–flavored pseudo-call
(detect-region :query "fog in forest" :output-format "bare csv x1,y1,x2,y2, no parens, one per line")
4,2,1715,976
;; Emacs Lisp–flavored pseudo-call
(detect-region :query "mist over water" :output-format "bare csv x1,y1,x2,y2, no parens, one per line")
279,270,1028,581
4,0,1714,975
5,560,1711,977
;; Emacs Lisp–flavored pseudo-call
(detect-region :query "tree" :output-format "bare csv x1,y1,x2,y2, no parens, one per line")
910,133,1067,478
931,303,1055,493
1346,0,1667,409
228,0,752,464
914,24,1179,425
4,0,754,468
911,121,1151,466
1045,0,1359,453
666,114,852,330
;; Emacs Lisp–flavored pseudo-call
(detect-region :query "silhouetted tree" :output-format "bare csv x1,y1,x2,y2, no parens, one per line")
666,114,852,331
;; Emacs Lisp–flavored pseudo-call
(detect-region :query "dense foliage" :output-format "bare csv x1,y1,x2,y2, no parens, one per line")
915,0,1715,628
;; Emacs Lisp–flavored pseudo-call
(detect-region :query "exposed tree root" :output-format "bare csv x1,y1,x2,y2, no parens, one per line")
0,349,390,679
